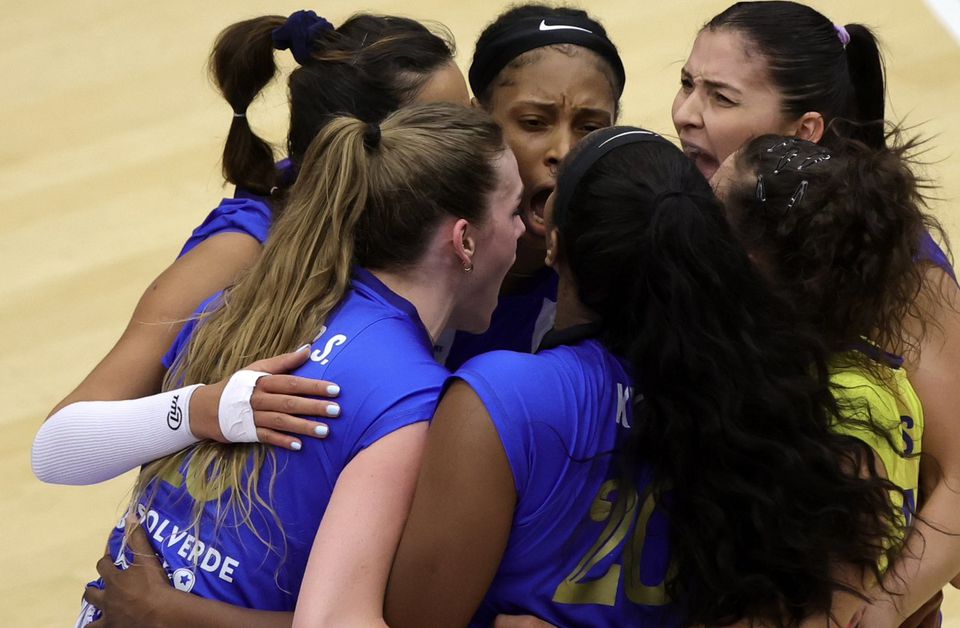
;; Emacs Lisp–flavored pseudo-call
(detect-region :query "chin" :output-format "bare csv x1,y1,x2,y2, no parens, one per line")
459,315,493,335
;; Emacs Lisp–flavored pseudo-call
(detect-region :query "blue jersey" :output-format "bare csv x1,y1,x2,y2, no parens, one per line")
918,230,956,283
82,268,445,620
177,197,272,258
176,159,298,257
438,267,558,370
455,328,680,628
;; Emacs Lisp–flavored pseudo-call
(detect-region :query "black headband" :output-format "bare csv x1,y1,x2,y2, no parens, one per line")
469,16,625,98
553,127,672,225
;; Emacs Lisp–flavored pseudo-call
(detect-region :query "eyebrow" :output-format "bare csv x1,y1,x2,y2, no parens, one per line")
680,68,743,96
510,100,612,118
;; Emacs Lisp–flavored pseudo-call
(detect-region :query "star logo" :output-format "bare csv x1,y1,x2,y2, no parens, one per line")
172,568,196,593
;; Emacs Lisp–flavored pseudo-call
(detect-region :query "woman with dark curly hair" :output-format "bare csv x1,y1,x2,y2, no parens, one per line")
674,3,960,623
385,128,903,627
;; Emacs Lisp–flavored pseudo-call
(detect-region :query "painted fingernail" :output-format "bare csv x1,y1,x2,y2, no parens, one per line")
290,441,302,451
326,384,340,396
315,424,329,437
296,344,311,352
326,404,340,417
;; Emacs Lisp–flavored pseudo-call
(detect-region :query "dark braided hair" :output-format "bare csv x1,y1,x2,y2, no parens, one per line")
554,136,902,625
209,13,455,198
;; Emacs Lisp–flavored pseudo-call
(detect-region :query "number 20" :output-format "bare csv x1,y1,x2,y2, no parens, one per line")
553,479,676,607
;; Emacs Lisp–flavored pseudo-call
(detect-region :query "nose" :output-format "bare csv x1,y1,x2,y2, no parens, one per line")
672,88,703,131
544,127,575,175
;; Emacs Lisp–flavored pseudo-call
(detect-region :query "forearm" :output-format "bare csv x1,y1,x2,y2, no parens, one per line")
873,480,960,619
155,588,293,628
32,385,202,484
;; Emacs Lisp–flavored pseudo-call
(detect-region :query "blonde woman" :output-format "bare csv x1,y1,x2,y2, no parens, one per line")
78,102,524,626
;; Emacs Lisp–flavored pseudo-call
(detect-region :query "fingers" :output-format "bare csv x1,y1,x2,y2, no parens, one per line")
95,554,117,579
255,415,330,451
125,519,162,567
83,584,105,608
256,374,340,400
247,346,312,374
250,390,340,420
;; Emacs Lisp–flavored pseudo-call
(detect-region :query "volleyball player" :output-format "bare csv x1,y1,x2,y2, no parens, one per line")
438,4,624,367
35,4,628,487
78,103,523,626
39,10,469,458
384,127,901,627
672,3,960,621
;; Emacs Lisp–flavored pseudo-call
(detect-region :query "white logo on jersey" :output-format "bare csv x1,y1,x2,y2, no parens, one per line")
616,383,633,428
311,334,348,365
172,568,196,592
538,19,592,34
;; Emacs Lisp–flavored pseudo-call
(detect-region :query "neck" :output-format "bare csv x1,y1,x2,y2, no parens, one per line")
370,267,456,344
553,266,598,331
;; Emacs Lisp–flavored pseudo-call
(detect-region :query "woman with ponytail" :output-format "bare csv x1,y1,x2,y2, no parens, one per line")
77,103,524,627
673,3,960,623
384,128,899,627
39,10,469,455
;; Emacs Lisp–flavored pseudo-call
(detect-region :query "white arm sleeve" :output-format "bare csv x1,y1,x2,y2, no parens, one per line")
32,384,203,486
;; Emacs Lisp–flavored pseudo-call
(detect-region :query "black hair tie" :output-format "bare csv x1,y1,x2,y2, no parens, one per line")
363,123,381,150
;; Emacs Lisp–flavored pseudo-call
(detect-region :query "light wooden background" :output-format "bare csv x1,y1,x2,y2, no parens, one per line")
2,1,958,625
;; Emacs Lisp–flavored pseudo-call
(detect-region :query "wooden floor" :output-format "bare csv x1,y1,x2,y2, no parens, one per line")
2,1,958,625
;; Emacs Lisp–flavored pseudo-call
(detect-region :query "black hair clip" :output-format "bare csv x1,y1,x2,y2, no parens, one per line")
787,180,808,210
756,174,766,203
363,122,382,150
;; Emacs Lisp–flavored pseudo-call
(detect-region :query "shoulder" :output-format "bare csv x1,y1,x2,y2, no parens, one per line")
179,198,273,257
457,341,609,407
453,341,618,459
297,310,446,395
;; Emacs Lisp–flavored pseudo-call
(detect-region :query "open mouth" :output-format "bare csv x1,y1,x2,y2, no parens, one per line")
681,142,720,180
528,187,553,226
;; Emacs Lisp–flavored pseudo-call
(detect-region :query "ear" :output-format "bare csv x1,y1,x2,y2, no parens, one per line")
791,111,825,144
451,218,476,270
470,96,482,109
544,227,560,268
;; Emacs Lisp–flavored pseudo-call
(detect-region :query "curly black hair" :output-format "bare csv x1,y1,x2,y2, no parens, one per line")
555,136,903,626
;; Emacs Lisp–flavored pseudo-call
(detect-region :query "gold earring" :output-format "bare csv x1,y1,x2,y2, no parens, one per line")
463,263,474,273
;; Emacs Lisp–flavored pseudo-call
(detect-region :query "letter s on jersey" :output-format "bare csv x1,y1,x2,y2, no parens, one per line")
311,334,348,365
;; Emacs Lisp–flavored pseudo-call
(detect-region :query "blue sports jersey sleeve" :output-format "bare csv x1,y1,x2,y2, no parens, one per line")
451,343,679,627
294,316,444,460
918,229,957,283
454,349,589,523
177,198,273,258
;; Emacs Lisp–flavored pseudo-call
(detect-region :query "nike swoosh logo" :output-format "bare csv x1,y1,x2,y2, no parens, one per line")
538,19,593,34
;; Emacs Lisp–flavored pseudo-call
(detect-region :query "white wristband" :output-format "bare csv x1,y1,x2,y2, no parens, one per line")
218,370,269,442
32,384,203,486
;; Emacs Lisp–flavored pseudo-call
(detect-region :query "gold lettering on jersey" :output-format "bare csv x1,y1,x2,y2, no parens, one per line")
553,479,674,607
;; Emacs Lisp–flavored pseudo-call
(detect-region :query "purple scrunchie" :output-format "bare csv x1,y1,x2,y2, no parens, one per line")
272,10,334,65
834,24,851,48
